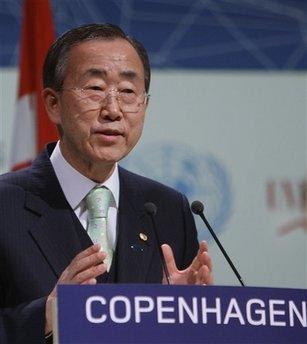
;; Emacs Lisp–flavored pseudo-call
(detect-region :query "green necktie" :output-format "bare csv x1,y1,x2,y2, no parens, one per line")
85,186,113,271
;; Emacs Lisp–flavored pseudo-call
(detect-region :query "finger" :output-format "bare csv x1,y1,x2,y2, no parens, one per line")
60,250,106,282
190,241,210,272
200,251,213,273
72,243,101,262
82,278,97,285
205,267,214,285
161,244,178,275
196,265,213,285
69,251,106,279
186,242,212,284
70,262,107,284
201,265,213,285
74,250,106,272
199,240,208,253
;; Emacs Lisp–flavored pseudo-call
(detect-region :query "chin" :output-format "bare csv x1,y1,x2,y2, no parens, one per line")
92,150,127,165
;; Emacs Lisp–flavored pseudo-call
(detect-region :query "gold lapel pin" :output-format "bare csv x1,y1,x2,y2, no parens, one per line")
139,232,148,242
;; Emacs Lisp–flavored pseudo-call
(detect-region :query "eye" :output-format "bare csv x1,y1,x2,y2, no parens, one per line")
88,85,103,91
121,88,135,94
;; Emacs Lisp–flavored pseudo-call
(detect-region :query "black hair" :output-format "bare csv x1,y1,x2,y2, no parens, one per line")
43,23,151,92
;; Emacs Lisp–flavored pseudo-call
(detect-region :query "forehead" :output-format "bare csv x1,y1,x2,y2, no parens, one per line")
65,38,144,81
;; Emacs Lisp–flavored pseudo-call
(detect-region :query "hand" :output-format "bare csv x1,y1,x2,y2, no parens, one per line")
162,241,213,285
45,244,107,334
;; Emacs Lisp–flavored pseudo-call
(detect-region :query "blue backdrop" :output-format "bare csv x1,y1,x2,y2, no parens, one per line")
1,0,306,69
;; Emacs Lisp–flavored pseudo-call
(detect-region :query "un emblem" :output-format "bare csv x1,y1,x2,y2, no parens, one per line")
122,142,232,240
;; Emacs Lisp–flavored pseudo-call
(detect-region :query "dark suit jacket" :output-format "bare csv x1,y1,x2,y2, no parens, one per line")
0,143,198,343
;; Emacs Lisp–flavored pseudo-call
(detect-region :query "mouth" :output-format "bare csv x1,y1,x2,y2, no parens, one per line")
93,128,124,143
94,128,124,135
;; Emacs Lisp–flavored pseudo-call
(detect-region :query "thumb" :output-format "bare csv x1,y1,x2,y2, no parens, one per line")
161,244,177,275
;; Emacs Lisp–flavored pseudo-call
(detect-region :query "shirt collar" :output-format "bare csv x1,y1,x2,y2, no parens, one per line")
50,141,119,210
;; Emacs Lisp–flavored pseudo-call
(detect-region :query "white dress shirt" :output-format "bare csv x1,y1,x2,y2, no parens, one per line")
50,141,119,249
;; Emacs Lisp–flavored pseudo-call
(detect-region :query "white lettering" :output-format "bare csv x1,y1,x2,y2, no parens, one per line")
223,298,245,325
157,296,175,323
289,301,307,327
135,296,154,323
84,294,306,329
109,296,131,323
178,297,198,324
202,297,221,324
269,300,286,326
85,296,107,323
246,299,266,325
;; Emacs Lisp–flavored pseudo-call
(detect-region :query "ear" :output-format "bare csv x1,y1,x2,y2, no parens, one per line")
42,88,62,125
144,94,150,109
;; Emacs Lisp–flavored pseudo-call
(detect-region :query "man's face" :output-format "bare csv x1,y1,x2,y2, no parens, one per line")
50,38,147,172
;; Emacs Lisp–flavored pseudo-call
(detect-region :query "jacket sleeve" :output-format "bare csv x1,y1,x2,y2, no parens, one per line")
2,297,47,344
0,310,8,344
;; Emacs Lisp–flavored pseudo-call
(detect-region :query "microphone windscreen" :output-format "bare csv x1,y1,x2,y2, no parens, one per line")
144,202,157,215
191,200,204,215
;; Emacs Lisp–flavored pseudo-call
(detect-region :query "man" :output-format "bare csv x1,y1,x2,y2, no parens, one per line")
0,24,212,343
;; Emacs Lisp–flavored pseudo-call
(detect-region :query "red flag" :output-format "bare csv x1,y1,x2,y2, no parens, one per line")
10,0,58,170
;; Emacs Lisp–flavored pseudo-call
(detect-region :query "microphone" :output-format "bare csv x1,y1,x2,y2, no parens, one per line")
144,202,171,285
191,200,245,286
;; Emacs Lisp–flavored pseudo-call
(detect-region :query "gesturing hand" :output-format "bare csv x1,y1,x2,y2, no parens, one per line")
162,241,213,285
45,244,107,334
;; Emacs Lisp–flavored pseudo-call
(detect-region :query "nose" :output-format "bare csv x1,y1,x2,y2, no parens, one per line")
100,93,122,121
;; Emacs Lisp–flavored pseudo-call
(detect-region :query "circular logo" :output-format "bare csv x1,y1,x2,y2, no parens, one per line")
122,142,232,240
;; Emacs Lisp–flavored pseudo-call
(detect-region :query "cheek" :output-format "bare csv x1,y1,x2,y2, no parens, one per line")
129,116,145,142
61,106,94,137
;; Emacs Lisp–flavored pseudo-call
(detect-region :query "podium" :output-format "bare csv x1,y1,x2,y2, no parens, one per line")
54,284,306,343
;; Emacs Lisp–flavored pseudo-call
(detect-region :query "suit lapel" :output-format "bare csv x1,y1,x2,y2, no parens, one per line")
115,168,155,283
27,196,83,278
25,145,90,278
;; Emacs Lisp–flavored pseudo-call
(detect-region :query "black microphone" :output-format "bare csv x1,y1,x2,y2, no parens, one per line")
144,202,171,285
191,200,245,286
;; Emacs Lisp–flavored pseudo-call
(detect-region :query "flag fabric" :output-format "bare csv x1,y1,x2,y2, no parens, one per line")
10,0,58,171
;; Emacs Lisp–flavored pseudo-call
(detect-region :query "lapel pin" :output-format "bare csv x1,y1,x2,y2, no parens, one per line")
139,232,148,242
130,244,144,252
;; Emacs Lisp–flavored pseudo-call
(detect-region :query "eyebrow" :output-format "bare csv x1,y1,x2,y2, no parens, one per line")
84,68,107,78
83,68,139,80
119,70,138,80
